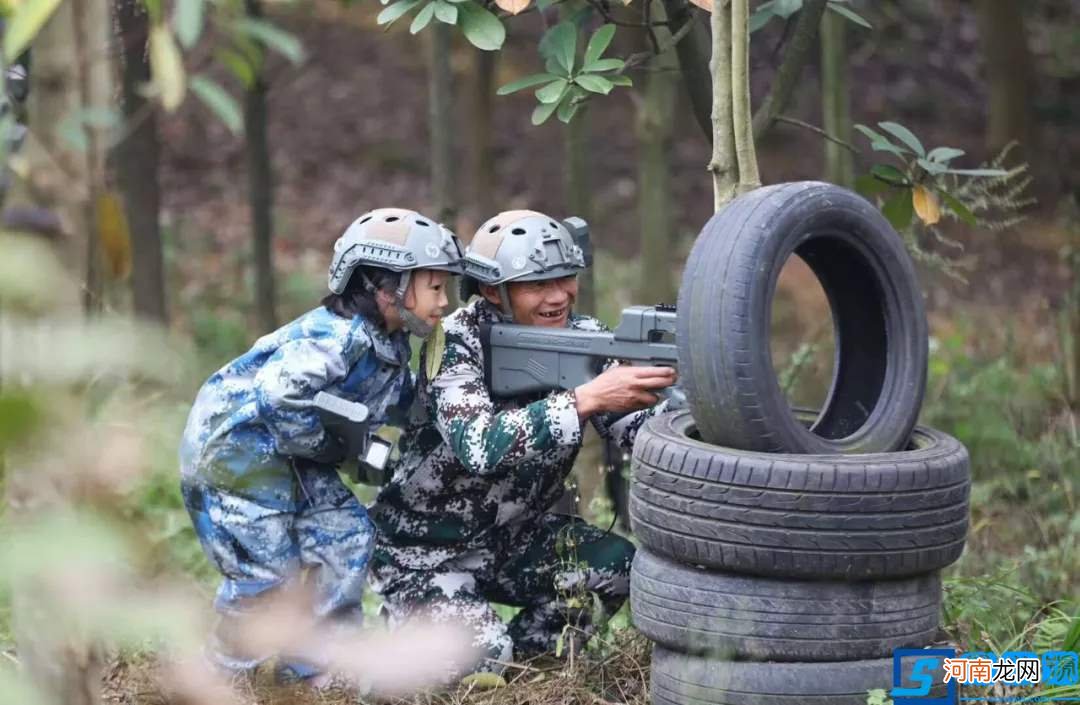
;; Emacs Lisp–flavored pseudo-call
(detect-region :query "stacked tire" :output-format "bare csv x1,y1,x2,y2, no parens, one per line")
628,182,970,704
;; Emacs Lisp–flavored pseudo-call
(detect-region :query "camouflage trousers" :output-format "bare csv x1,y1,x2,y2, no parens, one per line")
182,465,375,678
370,513,634,678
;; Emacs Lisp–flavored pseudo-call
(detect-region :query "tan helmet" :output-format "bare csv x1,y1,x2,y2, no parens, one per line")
328,207,464,336
460,210,589,313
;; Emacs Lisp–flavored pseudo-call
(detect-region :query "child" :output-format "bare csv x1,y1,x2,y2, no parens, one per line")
179,208,463,685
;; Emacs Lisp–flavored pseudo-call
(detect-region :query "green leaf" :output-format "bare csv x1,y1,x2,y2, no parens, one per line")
497,72,562,95
190,76,243,135
234,18,305,64
458,1,505,51
877,121,925,157
917,157,948,175
854,123,892,147
855,173,890,198
608,75,632,87
575,74,613,94
531,99,560,125
936,189,977,226
773,0,803,18
870,140,910,160
882,188,914,230
0,393,42,453
749,4,775,33
926,146,964,164
410,2,437,33
541,22,577,75
217,47,256,89
582,57,624,73
434,1,459,24
377,0,423,25
584,24,615,66
557,89,582,123
149,24,187,111
173,0,206,48
1064,609,1080,652
536,79,568,104
3,0,64,63
826,2,871,29
944,167,1009,177
870,163,909,186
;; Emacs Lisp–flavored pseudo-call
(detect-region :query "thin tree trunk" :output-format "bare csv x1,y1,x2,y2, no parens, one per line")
468,48,496,223
114,0,166,323
662,0,713,145
245,0,277,332
638,0,678,306
730,0,759,193
429,22,456,227
820,9,853,187
709,0,736,208
974,0,1034,155
750,0,827,141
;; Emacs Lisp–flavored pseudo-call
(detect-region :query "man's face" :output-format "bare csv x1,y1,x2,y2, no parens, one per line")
402,269,452,328
482,275,578,327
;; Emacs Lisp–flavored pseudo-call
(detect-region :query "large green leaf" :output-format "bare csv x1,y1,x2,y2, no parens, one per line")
749,3,776,33
870,163,909,186
854,174,890,198
217,47,256,88
583,58,624,73
531,100,559,125
607,75,632,87
410,2,437,33
882,188,914,230
826,2,871,29
173,0,206,48
575,74,613,95
497,72,562,95
926,146,965,163
458,1,505,51
190,76,243,135
584,24,615,66
378,0,423,25
234,18,305,64
535,79,568,104
541,22,577,75
433,1,459,24
916,158,947,175
773,0,803,18
556,92,580,123
3,0,64,63
877,121,925,157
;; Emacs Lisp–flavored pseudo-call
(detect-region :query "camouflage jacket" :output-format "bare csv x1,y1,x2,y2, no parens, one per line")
372,298,664,569
180,306,412,507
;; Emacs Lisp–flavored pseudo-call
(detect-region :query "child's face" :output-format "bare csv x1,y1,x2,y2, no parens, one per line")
403,269,452,329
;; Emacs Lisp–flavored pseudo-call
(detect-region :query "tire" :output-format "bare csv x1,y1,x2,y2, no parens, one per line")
651,647,956,705
630,548,941,661
677,181,928,454
630,410,970,579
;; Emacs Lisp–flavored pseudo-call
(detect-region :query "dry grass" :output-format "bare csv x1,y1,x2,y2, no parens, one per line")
102,629,652,705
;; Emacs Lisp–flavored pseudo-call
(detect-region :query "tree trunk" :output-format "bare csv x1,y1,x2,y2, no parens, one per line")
974,0,1035,155
429,22,456,227
662,0,713,145
245,0,277,332
709,0,737,208
114,0,166,323
750,0,827,141
10,3,108,698
638,0,678,306
730,0,759,193
467,48,496,225
820,9,853,187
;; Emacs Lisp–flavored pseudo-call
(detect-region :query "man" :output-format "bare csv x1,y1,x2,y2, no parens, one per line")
370,210,675,677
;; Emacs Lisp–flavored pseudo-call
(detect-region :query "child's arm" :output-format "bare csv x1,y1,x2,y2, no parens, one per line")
253,336,351,461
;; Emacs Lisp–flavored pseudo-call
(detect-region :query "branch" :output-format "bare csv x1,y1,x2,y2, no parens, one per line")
709,0,736,208
622,16,696,71
774,115,860,154
750,0,827,140
731,0,759,192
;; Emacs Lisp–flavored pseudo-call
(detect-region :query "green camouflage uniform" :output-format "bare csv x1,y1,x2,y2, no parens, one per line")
370,297,664,676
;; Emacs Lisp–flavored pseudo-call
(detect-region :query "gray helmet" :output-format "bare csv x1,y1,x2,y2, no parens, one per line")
461,210,588,313
328,207,464,336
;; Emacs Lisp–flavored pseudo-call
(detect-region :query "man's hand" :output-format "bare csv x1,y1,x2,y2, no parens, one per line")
574,365,677,419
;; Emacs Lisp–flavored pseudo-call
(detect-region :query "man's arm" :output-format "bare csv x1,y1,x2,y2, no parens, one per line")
430,334,583,477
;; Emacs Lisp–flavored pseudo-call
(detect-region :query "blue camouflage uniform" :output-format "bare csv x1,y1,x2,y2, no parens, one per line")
179,305,412,677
